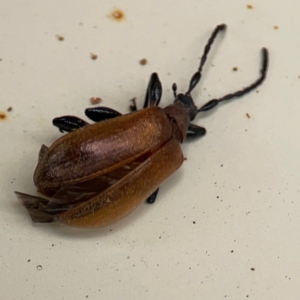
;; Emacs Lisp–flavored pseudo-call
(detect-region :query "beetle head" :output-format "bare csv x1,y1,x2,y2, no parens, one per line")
172,70,201,121
174,93,198,121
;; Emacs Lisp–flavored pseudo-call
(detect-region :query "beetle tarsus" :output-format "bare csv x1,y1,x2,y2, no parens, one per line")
85,107,122,122
186,124,206,138
53,116,89,133
172,83,177,98
146,188,159,204
144,73,162,108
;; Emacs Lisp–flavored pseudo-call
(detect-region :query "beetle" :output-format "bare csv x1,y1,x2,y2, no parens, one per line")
15,24,269,228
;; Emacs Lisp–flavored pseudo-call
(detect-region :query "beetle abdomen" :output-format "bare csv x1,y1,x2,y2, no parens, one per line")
58,137,183,228
34,107,173,196
16,137,183,228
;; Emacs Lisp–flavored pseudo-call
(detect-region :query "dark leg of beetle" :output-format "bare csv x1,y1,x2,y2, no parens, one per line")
186,124,206,138
85,107,122,122
198,48,269,113
130,98,138,112
172,83,177,98
52,116,89,133
187,24,227,94
144,73,162,108
146,188,159,204
129,74,162,112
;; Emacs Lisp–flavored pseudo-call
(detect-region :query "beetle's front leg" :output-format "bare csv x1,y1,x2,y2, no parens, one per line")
146,188,159,204
52,116,89,133
186,124,206,138
85,107,122,122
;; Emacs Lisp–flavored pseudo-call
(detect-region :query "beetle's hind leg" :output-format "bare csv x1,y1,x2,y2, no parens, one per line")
52,116,89,133
144,126,205,203
85,107,122,122
146,188,159,204
186,124,206,138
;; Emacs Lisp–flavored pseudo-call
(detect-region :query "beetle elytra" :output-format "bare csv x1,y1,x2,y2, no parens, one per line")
15,24,269,228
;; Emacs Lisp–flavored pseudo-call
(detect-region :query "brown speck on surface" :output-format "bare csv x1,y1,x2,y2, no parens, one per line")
7,107,12,112
90,53,98,60
184,157,187,161
232,67,238,71
110,9,125,21
246,113,251,118
56,35,64,41
139,58,147,66
27,259,31,262
193,221,196,224
0,58,2,62
274,25,279,30
36,265,43,271
251,267,255,271
0,112,6,120
90,97,102,105
247,4,253,9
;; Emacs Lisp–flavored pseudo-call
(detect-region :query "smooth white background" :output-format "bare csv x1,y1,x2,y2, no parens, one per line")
1,1,299,299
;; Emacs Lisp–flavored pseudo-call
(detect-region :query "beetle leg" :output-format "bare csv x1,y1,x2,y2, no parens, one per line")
144,73,162,108
52,116,89,133
129,73,162,112
129,98,138,112
146,188,159,204
186,124,206,138
172,83,177,98
85,107,122,122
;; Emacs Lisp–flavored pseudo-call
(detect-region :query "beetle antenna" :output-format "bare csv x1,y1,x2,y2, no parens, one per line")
198,47,269,112
186,24,227,95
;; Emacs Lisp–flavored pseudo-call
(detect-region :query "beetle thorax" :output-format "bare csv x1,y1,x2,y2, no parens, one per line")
163,101,190,142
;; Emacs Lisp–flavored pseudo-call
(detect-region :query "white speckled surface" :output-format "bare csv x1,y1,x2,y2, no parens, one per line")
1,0,300,299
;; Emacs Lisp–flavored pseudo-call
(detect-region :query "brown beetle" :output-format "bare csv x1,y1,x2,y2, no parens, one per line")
15,24,269,228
